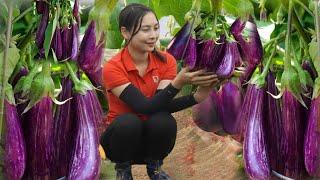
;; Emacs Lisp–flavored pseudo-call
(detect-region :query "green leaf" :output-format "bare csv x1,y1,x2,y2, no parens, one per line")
0,47,20,85
43,10,58,59
308,40,320,73
222,0,254,18
89,0,118,35
106,0,125,49
127,0,151,6
151,0,211,26
13,63,41,98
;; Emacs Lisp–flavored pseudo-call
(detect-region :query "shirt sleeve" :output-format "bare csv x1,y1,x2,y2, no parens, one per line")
102,62,130,90
162,53,177,80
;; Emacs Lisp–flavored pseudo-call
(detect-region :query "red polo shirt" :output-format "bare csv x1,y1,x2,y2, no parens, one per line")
102,47,177,125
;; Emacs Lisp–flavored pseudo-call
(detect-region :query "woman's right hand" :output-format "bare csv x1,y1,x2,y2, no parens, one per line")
171,67,218,89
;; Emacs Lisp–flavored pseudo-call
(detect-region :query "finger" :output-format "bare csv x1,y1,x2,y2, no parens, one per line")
189,69,207,77
192,79,219,86
192,75,218,82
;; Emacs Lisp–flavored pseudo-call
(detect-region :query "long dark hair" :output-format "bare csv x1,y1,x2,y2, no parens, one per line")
118,3,166,62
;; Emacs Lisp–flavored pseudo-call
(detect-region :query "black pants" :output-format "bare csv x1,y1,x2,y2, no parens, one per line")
100,112,177,164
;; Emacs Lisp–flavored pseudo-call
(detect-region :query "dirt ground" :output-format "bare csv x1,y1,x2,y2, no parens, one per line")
99,107,246,180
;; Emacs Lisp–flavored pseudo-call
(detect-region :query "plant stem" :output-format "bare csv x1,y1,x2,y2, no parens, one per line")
284,0,293,70
0,3,13,142
292,9,311,44
65,61,80,84
293,0,314,17
261,41,278,78
314,0,320,74
12,6,33,24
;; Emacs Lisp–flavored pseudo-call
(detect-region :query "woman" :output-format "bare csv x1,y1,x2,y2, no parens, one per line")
100,3,219,180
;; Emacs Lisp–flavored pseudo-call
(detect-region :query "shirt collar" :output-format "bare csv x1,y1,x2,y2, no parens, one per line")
122,47,158,73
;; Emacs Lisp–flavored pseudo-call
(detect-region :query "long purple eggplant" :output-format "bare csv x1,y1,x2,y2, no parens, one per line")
183,37,197,69
36,1,46,14
216,41,240,78
280,90,306,178
196,39,214,70
53,78,75,178
51,26,63,60
24,97,54,179
78,21,98,72
4,100,26,180
67,91,101,179
304,95,320,177
35,3,49,50
218,80,242,134
61,25,72,60
70,23,79,61
207,35,226,73
230,17,263,83
236,84,254,141
73,0,80,26
243,85,271,180
167,21,193,60
265,72,284,173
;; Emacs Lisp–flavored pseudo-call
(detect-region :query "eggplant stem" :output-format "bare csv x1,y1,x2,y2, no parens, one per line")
284,0,293,70
0,3,13,142
65,61,80,84
261,41,278,78
314,0,320,75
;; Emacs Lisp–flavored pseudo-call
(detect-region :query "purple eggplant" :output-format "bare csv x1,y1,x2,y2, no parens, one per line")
280,90,306,178
196,39,214,70
67,91,101,179
236,84,254,141
35,3,49,50
36,1,46,14
4,100,26,180
78,21,97,71
230,17,263,83
243,85,271,180
167,21,193,60
218,80,242,134
216,41,240,78
24,97,54,179
73,0,80,26
265,72,285,173
61,25,72,60
183,37,197,69
87,68,103,88
53,78,75,178
192,90,222,132
304,95,320,177
207,35,226,72
302,60,318,81
51,26,63,60
70,23,79,61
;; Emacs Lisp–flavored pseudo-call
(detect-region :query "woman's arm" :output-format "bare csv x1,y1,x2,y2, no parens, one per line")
110,68,217,115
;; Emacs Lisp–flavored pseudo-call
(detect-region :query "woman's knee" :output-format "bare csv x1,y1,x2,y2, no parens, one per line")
146,112,177,135
147,112,177,130
100,113,143,151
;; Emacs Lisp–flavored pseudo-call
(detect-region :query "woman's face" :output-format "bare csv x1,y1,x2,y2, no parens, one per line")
127,12,160,53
